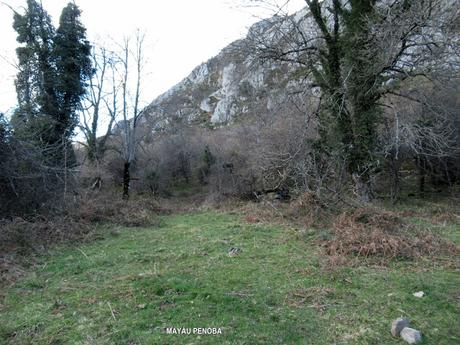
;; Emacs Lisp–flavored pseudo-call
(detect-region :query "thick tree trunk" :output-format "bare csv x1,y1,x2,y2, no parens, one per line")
122,161,130,200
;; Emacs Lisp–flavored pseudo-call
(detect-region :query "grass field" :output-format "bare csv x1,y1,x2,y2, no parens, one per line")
0,211,459,344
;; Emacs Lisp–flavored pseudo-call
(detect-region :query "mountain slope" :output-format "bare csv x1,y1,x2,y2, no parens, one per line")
143,10,311,127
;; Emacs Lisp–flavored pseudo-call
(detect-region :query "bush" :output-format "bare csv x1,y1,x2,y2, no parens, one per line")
0,216,92,254
72,192,164,227
0,114,69,218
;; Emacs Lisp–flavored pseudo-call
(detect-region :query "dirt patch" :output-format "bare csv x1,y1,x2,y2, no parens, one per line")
243,214,261,223
285,286,335,312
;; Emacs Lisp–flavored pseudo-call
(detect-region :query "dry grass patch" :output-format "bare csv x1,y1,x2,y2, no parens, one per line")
285,286,335,312
286,192,334,228
74,193,164,227
0,216,93,252
322,208,459,259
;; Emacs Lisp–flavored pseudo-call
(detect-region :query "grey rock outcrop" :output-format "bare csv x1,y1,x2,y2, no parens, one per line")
143,9,311,128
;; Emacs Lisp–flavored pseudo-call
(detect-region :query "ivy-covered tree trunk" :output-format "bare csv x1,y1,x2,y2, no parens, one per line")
307,0,381,202
122,161,131,200
341,0,381,202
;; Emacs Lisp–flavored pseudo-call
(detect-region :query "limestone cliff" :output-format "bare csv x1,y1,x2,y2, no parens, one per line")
143,9,311,127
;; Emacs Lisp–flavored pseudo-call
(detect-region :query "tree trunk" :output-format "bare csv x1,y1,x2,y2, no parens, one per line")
416,156,426,194
122,161,130,199
388,154,401,203
390,167,400,203
419,173,425,194
352,173,374,203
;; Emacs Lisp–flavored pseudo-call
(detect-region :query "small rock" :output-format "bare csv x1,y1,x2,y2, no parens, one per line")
413,291,425,298
400,327,422,344
391,317,410,337
228,247,242,257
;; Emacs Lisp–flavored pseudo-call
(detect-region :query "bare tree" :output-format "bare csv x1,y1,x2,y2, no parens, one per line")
79,46,118,165
380,78,460,200
116,31,146,199
0,113,73,216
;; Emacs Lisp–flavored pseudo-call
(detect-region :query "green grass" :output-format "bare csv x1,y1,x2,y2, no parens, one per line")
0,211,459,344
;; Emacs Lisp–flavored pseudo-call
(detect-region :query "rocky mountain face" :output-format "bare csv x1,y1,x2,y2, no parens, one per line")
143,9,311,128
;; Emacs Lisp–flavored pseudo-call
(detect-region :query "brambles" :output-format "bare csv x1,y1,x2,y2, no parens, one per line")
73,192,164,227
322,208,458,259
0,216,92,253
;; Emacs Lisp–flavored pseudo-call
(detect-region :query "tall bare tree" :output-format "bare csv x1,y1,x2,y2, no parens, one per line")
117,31,146,199
80,46,118,164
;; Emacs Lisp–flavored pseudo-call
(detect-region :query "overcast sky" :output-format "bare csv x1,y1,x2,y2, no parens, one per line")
0,0,305,115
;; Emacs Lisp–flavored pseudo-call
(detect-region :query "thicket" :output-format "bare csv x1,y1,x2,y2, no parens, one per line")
94,77,459,205
1,0,91,219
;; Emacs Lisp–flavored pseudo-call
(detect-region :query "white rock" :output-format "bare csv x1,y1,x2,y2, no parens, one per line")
400,327,422,344
391,317,410,337
221,63,236,90
245,67,265,88
413,291,425,298
293,7,309,23
189,63,209,84
200,98,213,112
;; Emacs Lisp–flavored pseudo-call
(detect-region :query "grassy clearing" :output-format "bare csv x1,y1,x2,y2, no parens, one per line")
0,211,459,344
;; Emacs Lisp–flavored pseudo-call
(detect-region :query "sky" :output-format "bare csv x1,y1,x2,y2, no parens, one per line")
0,0,305,115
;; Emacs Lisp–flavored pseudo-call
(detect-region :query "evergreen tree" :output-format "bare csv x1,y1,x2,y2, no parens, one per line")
12,1,92,166
54,2,92,141
12,0,57,144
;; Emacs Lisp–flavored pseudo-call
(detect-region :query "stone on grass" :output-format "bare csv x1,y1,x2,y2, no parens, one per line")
391,317,410,337
228,247,242,257
400,327,422,344
413,291,425,298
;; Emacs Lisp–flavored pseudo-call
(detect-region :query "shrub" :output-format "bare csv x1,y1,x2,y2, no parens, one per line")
72,192,164,227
